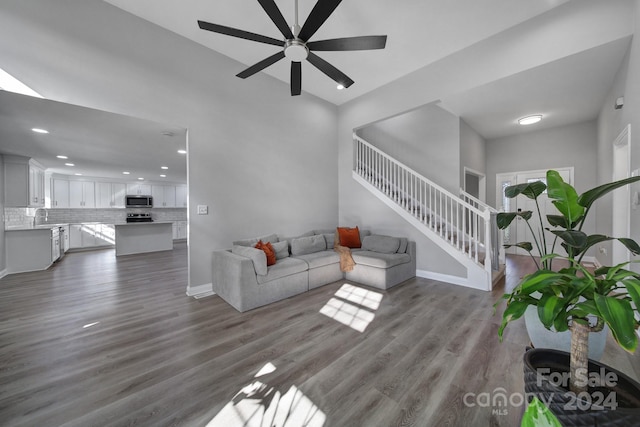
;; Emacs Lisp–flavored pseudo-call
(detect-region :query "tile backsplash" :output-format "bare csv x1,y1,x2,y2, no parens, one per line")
4,207,187,228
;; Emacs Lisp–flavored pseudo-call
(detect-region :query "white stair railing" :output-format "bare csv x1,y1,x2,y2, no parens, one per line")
353,134,500,276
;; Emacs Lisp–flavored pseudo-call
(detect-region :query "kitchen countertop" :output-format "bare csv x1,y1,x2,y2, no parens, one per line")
114,221,174,226
5,221,178,231
5,224,68,231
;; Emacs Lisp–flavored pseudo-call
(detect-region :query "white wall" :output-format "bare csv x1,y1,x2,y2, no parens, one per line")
486,120,598,208
0,1,338,290
596,0,640,268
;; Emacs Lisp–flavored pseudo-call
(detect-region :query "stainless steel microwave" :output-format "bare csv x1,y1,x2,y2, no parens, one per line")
125,195,153,208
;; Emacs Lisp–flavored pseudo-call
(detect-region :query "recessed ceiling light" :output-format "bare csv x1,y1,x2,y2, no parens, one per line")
138,177,144,180
65,163,74,167
74,173,83,176
32,128,49,134
160,174,167,178
177,149,187,154
161,166,169,170
56,155,68,159
122,171,130,175
518,115,542,125
336,84,345,90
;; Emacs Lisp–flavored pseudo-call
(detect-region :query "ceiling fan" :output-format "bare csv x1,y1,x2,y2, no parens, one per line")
197,0,387,96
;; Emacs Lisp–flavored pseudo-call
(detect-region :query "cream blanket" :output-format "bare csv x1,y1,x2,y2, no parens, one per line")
333,231,356,272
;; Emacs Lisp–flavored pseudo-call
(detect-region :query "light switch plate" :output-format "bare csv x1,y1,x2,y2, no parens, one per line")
197,205,208,215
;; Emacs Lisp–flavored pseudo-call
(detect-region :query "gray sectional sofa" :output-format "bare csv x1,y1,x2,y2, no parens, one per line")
211,229,416,312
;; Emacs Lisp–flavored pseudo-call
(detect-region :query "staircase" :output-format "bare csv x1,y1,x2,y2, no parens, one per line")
352,134,504,291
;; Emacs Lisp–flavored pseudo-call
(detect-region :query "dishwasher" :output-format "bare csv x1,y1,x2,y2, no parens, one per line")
57,226,65,261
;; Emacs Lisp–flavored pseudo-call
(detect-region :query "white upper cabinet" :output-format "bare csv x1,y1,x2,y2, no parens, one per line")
126,183,152,196
96,182,127,208
3,156,45,207
175,185,187,208
152,185,176,208
69,181,95,208
52,178,70,208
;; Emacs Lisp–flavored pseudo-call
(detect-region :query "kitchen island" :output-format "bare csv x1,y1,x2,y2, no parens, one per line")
114,222,173,256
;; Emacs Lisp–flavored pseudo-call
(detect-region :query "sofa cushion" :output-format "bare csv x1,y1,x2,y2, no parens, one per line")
233,233,278,247
255,240,276,266
351,251,411,269
294,250,341,269
323,233,336,249
232,245,267,275
362,235,401,254
272,240,289,259
291,234,326,256
337,226,361,248
398,237,408,254
256,257,308,284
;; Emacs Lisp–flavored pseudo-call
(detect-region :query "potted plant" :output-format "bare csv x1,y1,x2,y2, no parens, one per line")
495,170,640,425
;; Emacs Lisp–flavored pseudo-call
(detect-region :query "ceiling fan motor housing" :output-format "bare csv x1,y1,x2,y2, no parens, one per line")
284,39,308,61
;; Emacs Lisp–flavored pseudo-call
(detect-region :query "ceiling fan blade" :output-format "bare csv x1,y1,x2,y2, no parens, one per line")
236,51,286,79
257,0,294,39
308,35,387,51
198,20,284,47
298,0,342,42
307,52,354,88
291,62,302,96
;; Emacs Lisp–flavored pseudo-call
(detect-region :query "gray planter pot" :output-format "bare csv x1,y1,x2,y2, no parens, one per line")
524,306,609,361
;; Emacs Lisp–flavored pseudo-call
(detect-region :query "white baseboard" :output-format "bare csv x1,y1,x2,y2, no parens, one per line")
186,283,215,298
0,268,7,280
416,269,487,291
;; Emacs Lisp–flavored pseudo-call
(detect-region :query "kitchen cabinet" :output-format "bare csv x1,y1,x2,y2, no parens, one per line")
96,182,126,208
69,224,115,249
52,178,70,208
175,185,187,208
172,221,187,240
5,228,54,273
152,185,176,208
62,224,70,252
3,155,45,207
69,181,95,208
126,183,151,196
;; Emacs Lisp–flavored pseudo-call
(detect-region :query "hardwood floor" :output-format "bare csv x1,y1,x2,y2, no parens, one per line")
0,245,638,427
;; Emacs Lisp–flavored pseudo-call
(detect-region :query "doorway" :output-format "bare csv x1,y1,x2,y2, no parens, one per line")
612,125,631,265
463,167,486,202
496,167,574,255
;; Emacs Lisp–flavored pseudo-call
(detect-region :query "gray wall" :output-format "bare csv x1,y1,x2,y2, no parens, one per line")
0,155,5,275
460,119,487,195
356,104,461,193
0,1,338,289
486,120,598,209
596,0,640,267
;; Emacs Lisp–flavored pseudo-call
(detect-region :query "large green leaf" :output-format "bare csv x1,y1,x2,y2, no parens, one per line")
538,294,564,329
521,397,562,427
618,238,640,255
496,211,532,229
594,294,638,353
546,214,568,228
546,170,585,224
504,242,534,252
518,270,569,294
498,300,530,340
578,175,640,210
622,279,640,314
550,230,587,249
505,181,547,199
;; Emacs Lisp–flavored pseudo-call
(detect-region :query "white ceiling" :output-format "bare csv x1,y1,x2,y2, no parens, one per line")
103,0,571,105
0,90,187,183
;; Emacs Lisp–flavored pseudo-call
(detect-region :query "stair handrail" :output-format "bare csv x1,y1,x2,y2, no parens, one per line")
353,134,487,219
459,188,498,214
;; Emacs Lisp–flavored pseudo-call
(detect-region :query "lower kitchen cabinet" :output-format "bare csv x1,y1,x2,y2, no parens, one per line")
69,224,115,249
5,229,55,274
172,221,187,240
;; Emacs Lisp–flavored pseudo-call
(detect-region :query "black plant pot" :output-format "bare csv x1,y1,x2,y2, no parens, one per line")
523,348,640,426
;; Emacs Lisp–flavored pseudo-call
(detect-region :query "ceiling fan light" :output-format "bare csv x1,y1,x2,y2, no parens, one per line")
518,115,542,125
284,39,308,62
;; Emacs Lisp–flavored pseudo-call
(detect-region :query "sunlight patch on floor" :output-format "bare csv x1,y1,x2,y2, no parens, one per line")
319,284,383,332
206,363,326,427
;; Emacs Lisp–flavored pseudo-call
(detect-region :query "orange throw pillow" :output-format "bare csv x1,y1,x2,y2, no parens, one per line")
337,226,361,248
255,240,276,266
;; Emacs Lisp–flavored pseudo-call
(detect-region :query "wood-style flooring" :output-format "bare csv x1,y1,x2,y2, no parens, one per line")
0,244,638,427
